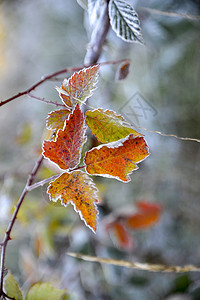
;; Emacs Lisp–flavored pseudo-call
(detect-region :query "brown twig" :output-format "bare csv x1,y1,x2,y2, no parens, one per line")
0,67,80,108
0,155,44,297
0,59,129,108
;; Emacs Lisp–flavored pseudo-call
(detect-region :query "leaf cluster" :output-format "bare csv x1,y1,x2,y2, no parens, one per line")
42,65,149,232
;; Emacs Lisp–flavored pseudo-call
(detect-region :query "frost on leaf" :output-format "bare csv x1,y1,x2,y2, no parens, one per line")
85,135,149,182
47,171,99,232
86,109,140,143
108,0,144,44
46,109,70,131
58,65,99,108
43,104,86,170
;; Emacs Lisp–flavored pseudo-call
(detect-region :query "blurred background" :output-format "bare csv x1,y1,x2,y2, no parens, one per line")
0,0,200,299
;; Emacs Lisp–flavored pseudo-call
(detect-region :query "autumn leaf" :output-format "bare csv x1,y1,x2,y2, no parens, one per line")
47,171,99,232
46,109,70,131
85,135,149,182
126,201,162,229
58,65,99,108
86,109,140,143
43,104,86,170
107,221,133,250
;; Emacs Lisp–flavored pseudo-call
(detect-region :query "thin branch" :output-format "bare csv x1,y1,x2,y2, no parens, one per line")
137,125,200,143
0,67,80,108
0,155,44,296
0,59,129,108
139,7,200,21
28,93,66,107
68,252,200,273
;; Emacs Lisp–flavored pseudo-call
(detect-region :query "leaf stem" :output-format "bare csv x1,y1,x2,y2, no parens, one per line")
27,93,66,107
0,155,44,297
27,165,87,192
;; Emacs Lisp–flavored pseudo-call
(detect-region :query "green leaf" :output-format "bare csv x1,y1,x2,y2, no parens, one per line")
26,282,68,300
4,272,23,300
86,109,141,143
108,0,144,44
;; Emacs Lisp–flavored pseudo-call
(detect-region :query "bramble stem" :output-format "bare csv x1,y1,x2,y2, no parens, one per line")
0,155,44,296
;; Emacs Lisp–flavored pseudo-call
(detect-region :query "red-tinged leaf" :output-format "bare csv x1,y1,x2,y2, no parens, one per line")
115,60,130,81
46,109,70,131
58,65,99,108
47,171,99,232
85,135,149,182
137,201,162,214
107,221,133,250
126,201,162,230
43,104,86,170
86,109,140,143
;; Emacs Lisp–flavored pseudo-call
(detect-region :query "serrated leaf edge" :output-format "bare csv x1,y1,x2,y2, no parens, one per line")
58,65,99,107
47,171,99,233
86,108,142,142
85,134,150,182
108,0,144,44
46,108,71,130
43,105,87,171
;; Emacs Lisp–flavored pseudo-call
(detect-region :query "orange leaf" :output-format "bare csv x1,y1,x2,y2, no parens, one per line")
46,109,70,131
85,135,149,182
47,171,99,232
137,201,162,214
43,104,86,170
58,65,99,108
126,201,162,229
107,221,133,250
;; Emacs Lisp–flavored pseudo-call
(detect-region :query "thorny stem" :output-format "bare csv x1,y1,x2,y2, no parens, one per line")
0,155,44,297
